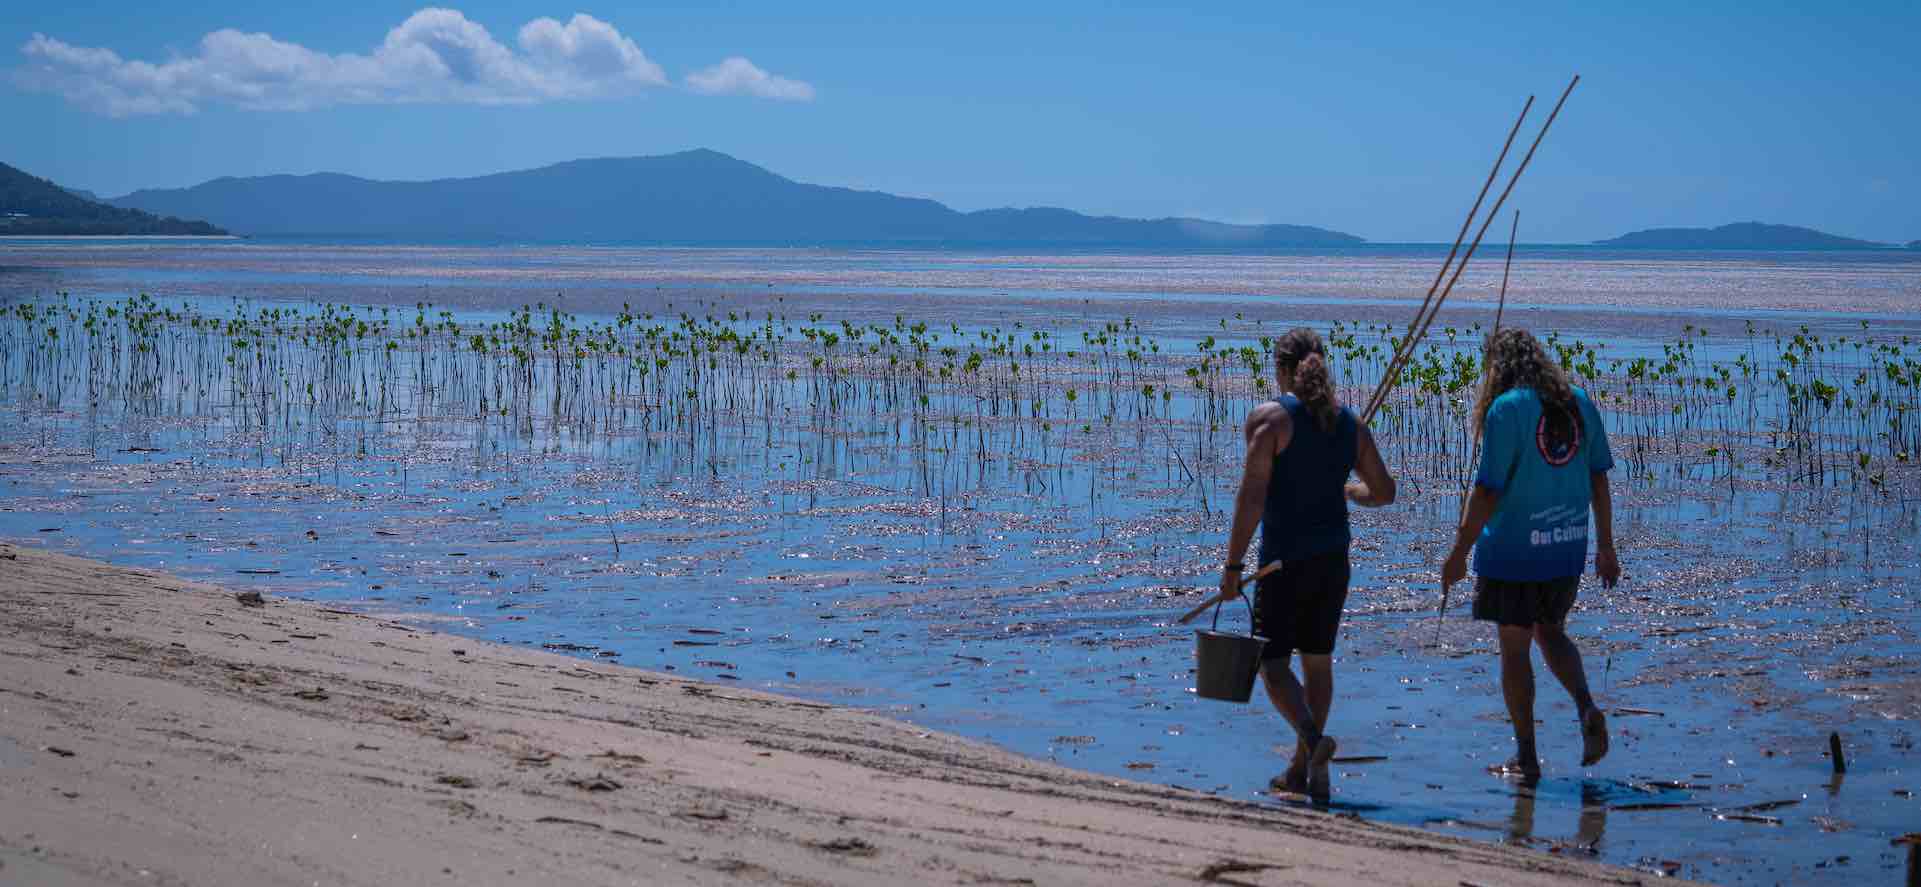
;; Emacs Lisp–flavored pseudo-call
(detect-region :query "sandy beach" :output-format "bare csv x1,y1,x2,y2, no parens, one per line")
0,542,1655,886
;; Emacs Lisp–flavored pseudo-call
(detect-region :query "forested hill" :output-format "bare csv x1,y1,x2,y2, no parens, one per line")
1,162,226,236
109,149,1361,245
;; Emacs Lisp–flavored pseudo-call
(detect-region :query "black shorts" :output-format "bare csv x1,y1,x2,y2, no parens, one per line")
1472,576,1579,627
1252,549,1350,659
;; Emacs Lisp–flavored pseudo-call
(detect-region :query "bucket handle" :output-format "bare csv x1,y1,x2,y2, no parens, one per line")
1209,588,1255,633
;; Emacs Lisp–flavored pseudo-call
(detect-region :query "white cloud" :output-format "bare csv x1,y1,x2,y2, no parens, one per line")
15,8,671,116
684,56,814,102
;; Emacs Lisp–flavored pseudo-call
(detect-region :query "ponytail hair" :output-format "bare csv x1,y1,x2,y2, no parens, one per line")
1276,327,1339,433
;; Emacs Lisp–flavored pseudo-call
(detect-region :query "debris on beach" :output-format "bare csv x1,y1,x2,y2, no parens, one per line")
564,774,622,792
586,750,647,768
1712,812,1783,826
1612,802,1699,812
1199,860,1278,882
1726,799,1801,813
810,837,877,856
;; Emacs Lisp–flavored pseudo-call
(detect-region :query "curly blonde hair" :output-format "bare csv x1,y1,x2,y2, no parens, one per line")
1478,328,1577,442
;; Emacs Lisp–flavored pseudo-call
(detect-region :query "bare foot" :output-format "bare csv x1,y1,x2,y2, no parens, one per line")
1488,756,1541,782
1581,708,1610,766
1268,761,1307,794
1307,736,1338,801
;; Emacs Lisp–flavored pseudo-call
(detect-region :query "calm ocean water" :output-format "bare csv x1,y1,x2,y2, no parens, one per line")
3,239,1918,883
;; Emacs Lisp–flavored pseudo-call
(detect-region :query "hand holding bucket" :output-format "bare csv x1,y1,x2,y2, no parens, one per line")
1182,562,1278,704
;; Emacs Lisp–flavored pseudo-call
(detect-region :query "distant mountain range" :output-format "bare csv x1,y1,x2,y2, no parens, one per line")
106,149,1363,245
1595,222,1891,250
1,162,226,236
1910,240,1920,250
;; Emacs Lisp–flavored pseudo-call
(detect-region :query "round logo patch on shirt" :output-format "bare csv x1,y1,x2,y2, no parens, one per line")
1535,410,1583,467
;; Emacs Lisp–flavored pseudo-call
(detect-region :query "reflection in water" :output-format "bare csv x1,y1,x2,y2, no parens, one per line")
1576,782,1608,854
1503,779,1609,853
1507,784,1536,844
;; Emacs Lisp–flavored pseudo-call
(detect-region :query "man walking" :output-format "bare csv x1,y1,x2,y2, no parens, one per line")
1220,328,1396,801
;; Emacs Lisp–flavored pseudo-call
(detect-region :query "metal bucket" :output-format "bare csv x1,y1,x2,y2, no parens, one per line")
1194,595,1267,703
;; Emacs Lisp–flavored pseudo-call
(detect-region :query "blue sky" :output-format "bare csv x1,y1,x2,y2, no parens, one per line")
5,1,1916,243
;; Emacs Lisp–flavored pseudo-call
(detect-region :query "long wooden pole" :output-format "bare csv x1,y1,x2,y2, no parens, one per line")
1364,75,1579,425
1435,209,1519,646
1411,77,1581,645
1362,96,1534,422
1461,208,1521,504
1489,210,1518,353
1391,78,1576,402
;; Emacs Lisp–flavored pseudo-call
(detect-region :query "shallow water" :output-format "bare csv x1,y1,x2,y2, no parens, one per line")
3,241,1920,883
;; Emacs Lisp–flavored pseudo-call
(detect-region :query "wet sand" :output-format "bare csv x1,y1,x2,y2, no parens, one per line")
0,542,1649,886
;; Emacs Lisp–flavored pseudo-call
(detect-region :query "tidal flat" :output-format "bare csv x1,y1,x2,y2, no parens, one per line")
2,241,1919,883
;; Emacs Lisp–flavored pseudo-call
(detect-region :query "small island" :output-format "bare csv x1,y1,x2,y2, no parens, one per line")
2,161,228,236
1595,221,1887,250
1909,240,1920,250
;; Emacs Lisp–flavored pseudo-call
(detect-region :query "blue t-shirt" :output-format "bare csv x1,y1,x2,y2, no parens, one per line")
1472,386,1613,581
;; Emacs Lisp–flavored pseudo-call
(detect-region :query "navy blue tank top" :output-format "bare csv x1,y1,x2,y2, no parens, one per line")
1260,394,1359,564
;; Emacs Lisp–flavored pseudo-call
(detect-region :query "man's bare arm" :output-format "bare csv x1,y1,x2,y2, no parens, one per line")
1220,403,1289,598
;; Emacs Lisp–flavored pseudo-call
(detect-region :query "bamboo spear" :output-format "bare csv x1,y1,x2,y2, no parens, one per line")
1435,208,1518,646
1361,96,1534,422
1363,75,1579,425
1184,92,1532,630
1463,209,1520,503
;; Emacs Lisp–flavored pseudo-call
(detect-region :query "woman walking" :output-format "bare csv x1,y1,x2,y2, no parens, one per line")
1441,327,1621,781
1218,327,1396,801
